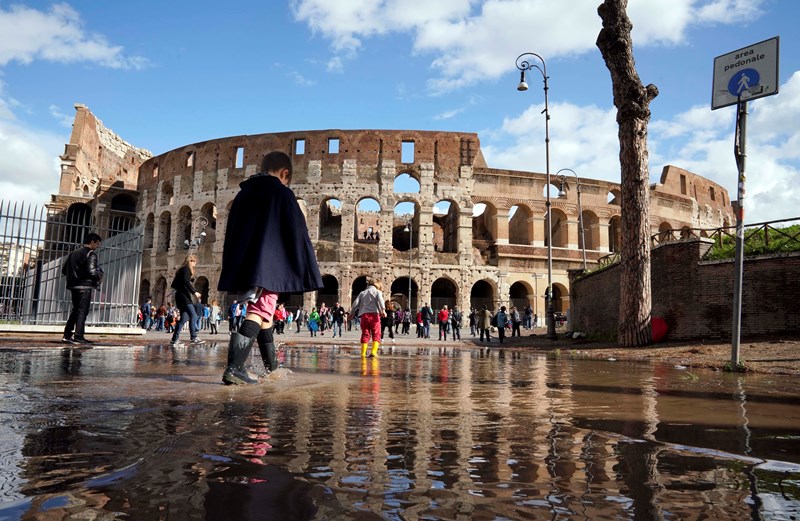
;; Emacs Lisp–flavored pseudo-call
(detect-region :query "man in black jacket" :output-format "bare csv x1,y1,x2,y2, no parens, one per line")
62,232,103,345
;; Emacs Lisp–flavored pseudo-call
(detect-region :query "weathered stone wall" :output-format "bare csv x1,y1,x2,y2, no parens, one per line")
132,129,735,312
50,112,734,313
571,239,800,340
51,105,152,232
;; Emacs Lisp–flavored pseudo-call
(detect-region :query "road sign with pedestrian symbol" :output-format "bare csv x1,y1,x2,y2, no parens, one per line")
712,37,779,110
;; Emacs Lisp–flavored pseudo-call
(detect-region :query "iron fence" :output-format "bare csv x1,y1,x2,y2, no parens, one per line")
0,200,142,328
594,217,800,269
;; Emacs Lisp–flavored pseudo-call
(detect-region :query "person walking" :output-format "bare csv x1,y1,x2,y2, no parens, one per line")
61,232,103,345
210,300,220,335
381,300,395,343
468,308,477,337
437,305,449,341
402,308,411,335
295,307,304,333
308,308,320,337
332,301,345,338
141,297,153,330
510,306,522,337
450,306,462,341
496,306,509,344
420,303,433,339
478,305,492,343
217,151,323,385
350,278,386,358
169,254,205,347
155,303,166,332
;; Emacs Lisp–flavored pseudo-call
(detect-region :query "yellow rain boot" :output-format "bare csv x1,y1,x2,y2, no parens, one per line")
370,341,380,358
360,343,369,357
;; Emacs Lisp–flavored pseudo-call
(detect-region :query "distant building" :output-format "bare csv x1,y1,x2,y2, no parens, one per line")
52,107,734,314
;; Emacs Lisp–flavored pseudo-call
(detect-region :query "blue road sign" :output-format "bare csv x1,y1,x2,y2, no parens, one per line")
728,68,760,97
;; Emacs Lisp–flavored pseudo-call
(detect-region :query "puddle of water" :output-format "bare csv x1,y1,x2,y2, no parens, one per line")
0,343,798,519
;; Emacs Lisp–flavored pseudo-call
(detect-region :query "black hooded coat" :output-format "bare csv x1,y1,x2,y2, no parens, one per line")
217,174,323,294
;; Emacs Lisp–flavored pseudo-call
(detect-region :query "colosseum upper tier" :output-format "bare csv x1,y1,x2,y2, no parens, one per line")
52,107,735,314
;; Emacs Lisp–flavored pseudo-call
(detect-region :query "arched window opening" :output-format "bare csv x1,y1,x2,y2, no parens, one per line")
393,172,421,194
391,276,417,311
317,275,339,309
433,200,459,253
392,201,417,251
509,281,532,311
158,211,172,252
430,278,458,317
319,199,342,242
355,198,381,241
548,208,568,248
508,205,532,245
472,202,496,243
470,279,495,312
144,213,155,249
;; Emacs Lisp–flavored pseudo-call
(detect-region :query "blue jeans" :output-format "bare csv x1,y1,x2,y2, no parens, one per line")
332,321,343,337
171,303,198,342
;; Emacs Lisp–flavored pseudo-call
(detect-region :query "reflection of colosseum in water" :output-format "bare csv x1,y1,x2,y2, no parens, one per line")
52,106,734,315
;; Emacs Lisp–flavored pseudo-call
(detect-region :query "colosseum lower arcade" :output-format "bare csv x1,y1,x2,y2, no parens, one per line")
53,108,735,317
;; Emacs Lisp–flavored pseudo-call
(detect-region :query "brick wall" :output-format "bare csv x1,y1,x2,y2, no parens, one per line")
571,238,800,341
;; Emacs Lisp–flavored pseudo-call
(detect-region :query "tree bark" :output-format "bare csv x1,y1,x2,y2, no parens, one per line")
596,0,657,346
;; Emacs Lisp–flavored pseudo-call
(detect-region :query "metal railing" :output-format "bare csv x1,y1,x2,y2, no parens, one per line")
0,200,143,327
594,217,800,268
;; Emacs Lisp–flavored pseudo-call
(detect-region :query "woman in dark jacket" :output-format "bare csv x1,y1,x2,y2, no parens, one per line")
170,254,204,346
381,300,395,342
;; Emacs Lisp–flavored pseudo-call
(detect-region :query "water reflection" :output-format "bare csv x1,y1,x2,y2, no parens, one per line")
0,344,798,519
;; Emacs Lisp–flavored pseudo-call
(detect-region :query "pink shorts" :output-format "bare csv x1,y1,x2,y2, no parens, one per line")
245,291,278,322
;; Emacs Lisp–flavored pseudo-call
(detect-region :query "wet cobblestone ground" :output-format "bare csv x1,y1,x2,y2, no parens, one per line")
1,328,799,519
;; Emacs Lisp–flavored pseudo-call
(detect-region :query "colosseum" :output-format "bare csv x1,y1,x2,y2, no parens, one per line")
50,105,734,317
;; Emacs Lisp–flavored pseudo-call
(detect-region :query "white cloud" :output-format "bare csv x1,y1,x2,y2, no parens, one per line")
292,0,768,91
484,100,620,181
0,116,65,207
287,70,315,86
433,107,465,120
649,71,800,223
0,3,148,69
49,104,74,127
484,68,800,224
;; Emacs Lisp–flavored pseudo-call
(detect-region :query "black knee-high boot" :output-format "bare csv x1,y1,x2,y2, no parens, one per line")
257,327,278,374
222,331,259,385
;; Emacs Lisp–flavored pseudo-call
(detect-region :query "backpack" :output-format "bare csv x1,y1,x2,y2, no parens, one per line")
490,313,498,327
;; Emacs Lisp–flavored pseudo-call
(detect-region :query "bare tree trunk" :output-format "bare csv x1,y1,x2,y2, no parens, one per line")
596,0,657,346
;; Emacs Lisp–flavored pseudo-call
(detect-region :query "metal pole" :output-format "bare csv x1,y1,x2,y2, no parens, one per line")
731,98,747,368
408,220,412,311
577,181,587,271
516,52,556,339
556,168,587,271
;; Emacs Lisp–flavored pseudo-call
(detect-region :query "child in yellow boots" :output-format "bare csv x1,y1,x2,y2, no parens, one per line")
349,278,387,357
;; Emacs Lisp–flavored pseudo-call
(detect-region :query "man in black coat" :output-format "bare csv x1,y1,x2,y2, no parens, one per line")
217,151,323,385
61,232,103,345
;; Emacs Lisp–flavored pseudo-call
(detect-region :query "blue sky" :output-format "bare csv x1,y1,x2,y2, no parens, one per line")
0,0,798,223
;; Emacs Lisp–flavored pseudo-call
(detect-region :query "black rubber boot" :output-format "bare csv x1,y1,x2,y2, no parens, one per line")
222,332,258,385
257,327,278,374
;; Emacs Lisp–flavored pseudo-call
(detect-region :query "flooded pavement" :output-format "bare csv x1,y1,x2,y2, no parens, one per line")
0,342,799,520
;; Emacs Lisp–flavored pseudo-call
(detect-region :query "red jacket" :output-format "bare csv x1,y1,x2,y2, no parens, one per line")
438,309,449,323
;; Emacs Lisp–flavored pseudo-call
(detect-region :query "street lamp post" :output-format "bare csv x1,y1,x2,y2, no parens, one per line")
556,168,587,271
516,51,556,339
184,215,209,251
404,219,413,311
532,273,544,326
